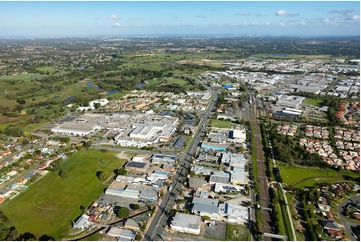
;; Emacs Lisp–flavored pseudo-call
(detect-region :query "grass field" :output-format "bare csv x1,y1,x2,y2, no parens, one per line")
35,66,59,74
166,78,189,86
0,73,46,81
226,224,251,241
302,98,324,107
211,119,234,129
0,149,127,239
279,164,359,189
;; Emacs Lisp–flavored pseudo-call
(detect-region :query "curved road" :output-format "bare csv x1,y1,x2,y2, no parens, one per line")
338,194,360,241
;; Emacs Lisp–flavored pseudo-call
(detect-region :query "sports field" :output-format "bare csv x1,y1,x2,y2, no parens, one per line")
211,119,234,129
0,149,127,239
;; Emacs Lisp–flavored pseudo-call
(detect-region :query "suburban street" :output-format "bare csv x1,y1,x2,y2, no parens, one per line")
337,194,360,241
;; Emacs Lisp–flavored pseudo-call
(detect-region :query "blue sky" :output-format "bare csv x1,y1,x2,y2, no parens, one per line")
0,1,359,36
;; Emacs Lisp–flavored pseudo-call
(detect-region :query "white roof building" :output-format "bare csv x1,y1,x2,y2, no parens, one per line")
230,170,246,185
218,203,248,224
171,213,202,235
230,129,247,143
214,183,244,193
73,215,90,230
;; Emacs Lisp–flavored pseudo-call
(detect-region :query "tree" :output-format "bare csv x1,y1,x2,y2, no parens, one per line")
93,102,101,109
82,140,92,149
96,171,109,181
16,99,26,105
116,207,130,219
135,233,142,241
115,168,127,176
38,234,55,241
130,204,140,210
18,232,37,241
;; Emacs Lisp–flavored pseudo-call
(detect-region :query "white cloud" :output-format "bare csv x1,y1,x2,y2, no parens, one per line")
112,22,121,27
276,10,288,16
110,14,119,19
195,15,207,19
276,9,299,17
352,14,360,20
236,12,251,17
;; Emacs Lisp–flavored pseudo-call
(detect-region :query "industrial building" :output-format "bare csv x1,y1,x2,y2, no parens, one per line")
275,95,305,108
124,161,149,173
105,183,158,202
51,120,101,136
209,171,230,184
218,203,249,224
170,213,202,235
151,154,177,164
229,129,247,143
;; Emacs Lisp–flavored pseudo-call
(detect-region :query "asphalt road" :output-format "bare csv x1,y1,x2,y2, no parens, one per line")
144,92,218,241
337,194,360,241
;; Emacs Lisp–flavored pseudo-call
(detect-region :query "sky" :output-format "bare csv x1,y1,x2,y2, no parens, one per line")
0,1,359,37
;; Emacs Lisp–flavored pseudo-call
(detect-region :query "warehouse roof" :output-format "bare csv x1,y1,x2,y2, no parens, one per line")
171,213,201,229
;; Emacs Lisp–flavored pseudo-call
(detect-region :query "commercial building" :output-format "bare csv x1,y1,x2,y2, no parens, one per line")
151,154,177,164
276,95,305,108
51,120,101,136
229,129,247,143
214,183,244,193
170,213,202,235
105,184,158,202
209,171,230,184
191,197,220,219
147,170,170,182
124,161,149,173
218,203,249,224
107,226,136,240
221,153,247,166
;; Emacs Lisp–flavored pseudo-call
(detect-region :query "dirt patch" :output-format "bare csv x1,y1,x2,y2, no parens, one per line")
115,152,131,160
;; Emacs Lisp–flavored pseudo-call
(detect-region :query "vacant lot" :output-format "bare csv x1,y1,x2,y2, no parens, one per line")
226,223,251,241
1,149,127,239
279,165,359,189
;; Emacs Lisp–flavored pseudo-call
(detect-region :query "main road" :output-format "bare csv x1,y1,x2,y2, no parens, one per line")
144,91,218,241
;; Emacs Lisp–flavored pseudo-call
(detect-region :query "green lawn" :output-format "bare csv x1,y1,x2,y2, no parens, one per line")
279,164,359,189
35,66,59,74
0,149,126,239
302,98,324,107
211,119,234,129
166,78,188,86
226,224,251,241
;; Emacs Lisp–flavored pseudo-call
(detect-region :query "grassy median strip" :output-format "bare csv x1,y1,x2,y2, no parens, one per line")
277,185,294,241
